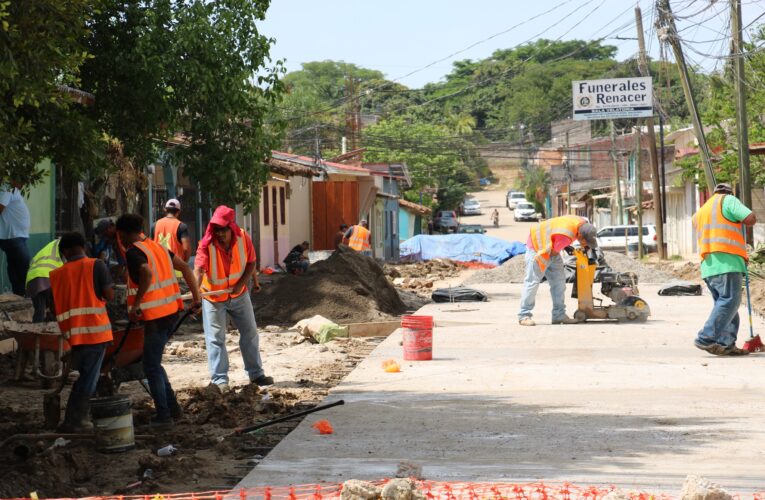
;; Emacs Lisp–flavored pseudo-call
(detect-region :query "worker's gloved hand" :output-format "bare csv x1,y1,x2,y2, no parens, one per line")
563,246,575,255
128,305,142,322
586,247,598,265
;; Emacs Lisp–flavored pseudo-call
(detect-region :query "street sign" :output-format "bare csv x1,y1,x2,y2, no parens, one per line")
572,77,653,121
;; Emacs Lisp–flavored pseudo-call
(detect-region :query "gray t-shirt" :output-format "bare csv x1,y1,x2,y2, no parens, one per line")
0,189,30,239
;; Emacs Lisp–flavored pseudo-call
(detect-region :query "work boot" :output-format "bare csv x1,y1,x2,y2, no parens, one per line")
552,315,579,325
149,415,174,428
518,318,536,327
723,345,750,356
694,339,727,355
58,393,93,433
169,401,184,420
250,375,274,387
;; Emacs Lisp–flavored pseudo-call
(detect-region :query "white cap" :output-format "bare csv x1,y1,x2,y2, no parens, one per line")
165,198,181,210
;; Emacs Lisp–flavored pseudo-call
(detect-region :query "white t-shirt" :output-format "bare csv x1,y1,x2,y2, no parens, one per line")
0,189,30,239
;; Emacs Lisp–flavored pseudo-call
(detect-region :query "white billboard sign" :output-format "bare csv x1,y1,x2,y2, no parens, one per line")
572,77,653,121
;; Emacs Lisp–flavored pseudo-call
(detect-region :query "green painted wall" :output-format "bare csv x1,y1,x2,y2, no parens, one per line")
0,160,55,293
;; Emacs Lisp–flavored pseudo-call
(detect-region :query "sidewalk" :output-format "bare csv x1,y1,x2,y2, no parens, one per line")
238,283,765,491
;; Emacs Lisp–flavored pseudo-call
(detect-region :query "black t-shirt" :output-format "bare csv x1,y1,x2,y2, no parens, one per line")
67,255,113,301
284,245,305,264
126,245,174,284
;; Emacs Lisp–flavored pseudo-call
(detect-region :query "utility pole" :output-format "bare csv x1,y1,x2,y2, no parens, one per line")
656,0,716,193
610,120,624,225
566,130,572,214
732,0,752,235
659,114,667,224
636,6,666,259
635,126,644,259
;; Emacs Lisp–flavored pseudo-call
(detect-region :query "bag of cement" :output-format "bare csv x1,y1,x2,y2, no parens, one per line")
431,286,487,303
293,315,348,343
658,281,702,296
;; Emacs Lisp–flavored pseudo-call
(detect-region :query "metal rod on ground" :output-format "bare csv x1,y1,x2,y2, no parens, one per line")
636,6,666,259
636,126,644,259
732,0,752,242
233,400,345,435
656,0,716,193
610,120,624,225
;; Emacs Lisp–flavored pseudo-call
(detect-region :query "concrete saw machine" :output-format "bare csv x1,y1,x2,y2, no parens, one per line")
570,247,650,323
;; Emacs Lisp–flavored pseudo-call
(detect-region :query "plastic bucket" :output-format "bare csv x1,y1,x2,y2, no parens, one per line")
401,315,433,361
90,395,134,453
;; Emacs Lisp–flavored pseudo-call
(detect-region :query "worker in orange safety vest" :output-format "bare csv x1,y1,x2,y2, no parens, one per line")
343,219,372,256
117,213,201,427
152,198,191,263
692,182,756,356
518,215,598,327
50,232,114,433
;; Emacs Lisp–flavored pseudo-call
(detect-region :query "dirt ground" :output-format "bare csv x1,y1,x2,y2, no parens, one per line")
0,319,382,499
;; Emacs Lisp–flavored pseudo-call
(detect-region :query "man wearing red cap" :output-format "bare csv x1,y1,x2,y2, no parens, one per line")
194,205,272,392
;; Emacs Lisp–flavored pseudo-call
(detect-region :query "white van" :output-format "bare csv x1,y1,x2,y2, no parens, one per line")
596,225,658,253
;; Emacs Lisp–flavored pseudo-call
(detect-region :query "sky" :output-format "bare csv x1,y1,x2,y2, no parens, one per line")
258,0,764,88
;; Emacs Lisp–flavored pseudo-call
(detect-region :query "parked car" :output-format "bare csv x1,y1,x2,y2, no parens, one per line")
433,210,460,233
457,224,486,234
514,201,538,222
460,198,482,216
596,225,658,253
506,191,526,209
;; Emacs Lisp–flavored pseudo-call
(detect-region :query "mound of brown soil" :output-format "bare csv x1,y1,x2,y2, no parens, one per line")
254,246,406,324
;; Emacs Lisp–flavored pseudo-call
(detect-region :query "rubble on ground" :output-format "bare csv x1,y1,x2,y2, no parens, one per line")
679,475,732,500
341,480,382,500
253,246,407,325
381,478,425,500
384,259,464,294
463,255,527,284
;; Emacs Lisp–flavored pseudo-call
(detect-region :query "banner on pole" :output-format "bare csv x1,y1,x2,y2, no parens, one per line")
572,77,653,121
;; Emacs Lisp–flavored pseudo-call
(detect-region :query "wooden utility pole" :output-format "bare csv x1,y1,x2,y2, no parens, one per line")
610,120,624,225
635,126,644,259
636,6,666,259
732,0,752,217
656,0,716,193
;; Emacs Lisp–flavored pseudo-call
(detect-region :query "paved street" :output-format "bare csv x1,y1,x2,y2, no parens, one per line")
238,205,765,491
460,188,532,243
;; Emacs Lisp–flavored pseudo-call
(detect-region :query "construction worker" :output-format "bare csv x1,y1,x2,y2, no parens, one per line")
116,214,201,426
693,182,756,356
194,205,272,392
334,224,348,249
284,241,310,274
518,215,598,326
152,198,191,263
0,185,31,296
343,219,372,256
50,232,114,433
25,238,63,322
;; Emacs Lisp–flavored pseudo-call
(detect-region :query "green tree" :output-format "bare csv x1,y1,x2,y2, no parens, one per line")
0,0,95,186
519,166,550,216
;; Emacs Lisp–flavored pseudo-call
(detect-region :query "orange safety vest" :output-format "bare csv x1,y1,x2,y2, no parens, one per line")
529,215,586,272
126,238,183,320
154,217,185,258
348,225,371,252
693,193,748,262
50,258,112,346
201,228,248,303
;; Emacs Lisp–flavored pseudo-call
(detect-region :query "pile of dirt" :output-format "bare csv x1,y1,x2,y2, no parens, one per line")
463,255,527,284
254,246,406,324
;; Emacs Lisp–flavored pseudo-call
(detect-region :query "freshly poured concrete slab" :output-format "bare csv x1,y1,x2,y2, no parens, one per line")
239,284,765,491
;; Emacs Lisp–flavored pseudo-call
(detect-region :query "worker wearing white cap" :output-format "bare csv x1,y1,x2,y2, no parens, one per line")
152,198,191,264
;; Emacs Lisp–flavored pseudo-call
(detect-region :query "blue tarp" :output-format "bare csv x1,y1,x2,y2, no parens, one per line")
400,234,526,266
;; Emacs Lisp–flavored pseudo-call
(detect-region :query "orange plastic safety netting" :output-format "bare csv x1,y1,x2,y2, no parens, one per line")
8,481,765,500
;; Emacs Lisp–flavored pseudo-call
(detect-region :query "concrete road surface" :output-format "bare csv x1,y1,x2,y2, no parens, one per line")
461,188,531,243
238,279,765,492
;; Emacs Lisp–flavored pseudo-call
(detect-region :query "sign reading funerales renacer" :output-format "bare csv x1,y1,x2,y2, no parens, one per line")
572,77,653,121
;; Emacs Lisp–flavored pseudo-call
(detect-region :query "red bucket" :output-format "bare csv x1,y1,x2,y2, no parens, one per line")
401,315,433,361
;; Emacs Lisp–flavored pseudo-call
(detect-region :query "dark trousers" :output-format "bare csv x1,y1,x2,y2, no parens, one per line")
142,313,179,419
32,288,54,323
0,237,30,296
70,343,108,396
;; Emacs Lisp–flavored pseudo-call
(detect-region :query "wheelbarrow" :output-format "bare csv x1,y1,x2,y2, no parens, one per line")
1,321,70,382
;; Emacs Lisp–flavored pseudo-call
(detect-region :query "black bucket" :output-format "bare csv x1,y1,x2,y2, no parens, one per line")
90,395,134,453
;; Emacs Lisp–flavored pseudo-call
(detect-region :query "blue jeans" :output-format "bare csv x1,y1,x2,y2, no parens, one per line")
202,293,264,385
697,272,742,349
142,314,179,419
0,237,30,296
518,249,567,321
70,343,108,396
